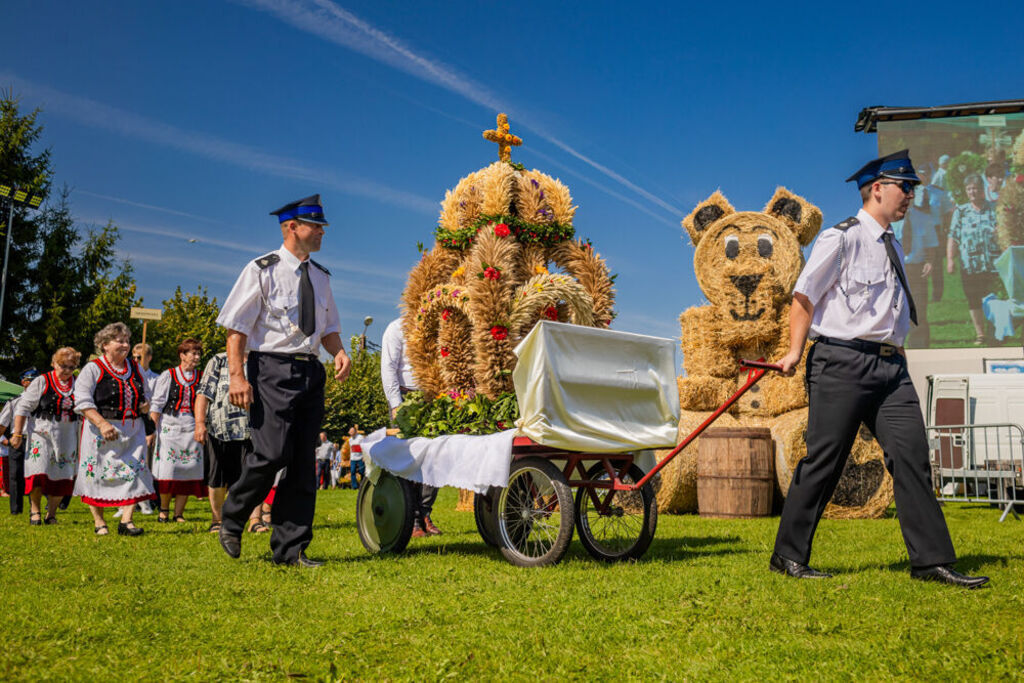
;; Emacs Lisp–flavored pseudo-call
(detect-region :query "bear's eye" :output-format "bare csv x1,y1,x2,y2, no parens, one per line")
757,234,774,258
724,236,739,259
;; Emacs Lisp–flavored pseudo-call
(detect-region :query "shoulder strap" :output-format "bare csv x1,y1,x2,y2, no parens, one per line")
255,253,280,269
833,216,859,232
309,258,330,276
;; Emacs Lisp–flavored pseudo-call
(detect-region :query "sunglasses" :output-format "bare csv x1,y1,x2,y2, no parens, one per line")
879,179,917,195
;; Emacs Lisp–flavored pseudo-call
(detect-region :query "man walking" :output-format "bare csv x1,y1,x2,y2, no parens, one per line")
771,150,988,588
216,194,351,567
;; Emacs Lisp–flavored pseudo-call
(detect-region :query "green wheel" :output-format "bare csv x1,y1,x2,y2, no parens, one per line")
356,470,415,554
474,487,501,548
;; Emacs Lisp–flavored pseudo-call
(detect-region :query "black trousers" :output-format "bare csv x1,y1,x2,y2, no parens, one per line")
222,353,325,563
415,483,437,522
773,341,956,569
7,444,24,514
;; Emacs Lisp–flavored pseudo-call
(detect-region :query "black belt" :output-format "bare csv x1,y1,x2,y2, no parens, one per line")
814,336,900,357
252,351,318,363
99,409,140,419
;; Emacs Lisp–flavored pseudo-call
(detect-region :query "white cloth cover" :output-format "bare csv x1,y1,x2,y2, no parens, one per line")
513,321,679,452
361,428,516,494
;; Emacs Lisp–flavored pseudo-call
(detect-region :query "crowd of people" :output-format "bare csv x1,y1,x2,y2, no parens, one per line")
893,154,1007,347
0,323,361,536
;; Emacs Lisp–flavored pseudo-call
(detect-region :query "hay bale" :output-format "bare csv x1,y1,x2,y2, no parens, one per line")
771,409,893,520
456,488,474,512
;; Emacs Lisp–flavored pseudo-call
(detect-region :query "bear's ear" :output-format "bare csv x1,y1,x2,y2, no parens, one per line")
764,187,823,246
682,190,734,246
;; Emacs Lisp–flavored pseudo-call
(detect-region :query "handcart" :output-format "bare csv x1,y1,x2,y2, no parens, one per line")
357,359,782,567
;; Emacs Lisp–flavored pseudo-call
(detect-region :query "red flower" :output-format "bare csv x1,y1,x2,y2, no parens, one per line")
490,325,508,340
494,223,511,237
484,266,501,281
440,347,450,357
543,306,558,321
442,308,451,321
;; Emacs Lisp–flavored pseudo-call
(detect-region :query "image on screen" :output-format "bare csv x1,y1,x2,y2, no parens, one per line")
877,112,1024,349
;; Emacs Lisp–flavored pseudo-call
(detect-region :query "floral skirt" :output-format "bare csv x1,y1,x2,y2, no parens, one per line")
152,413,205,484
25,418,78,495
74,418,156,507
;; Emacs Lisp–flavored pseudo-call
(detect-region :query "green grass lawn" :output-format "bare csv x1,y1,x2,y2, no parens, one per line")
1,489,1022,681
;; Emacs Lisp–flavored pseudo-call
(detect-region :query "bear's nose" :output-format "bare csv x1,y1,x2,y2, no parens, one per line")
730,274,763,298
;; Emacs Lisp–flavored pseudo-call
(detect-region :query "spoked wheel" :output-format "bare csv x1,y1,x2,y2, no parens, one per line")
497,457,574,567
575,461,657,562
474,487,501,548
356,470,415,554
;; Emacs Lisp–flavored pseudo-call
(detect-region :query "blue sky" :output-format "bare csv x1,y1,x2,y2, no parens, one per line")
2,0,1021,347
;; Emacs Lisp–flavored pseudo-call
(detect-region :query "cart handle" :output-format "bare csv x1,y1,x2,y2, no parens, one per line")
623,358,784,491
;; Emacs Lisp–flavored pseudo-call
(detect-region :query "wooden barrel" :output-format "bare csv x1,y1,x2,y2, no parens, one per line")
697,427,774,518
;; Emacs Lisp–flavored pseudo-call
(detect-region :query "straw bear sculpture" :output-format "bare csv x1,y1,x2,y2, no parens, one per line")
656,188,894,519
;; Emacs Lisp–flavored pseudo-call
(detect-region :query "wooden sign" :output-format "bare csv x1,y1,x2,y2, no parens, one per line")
130,306,163,321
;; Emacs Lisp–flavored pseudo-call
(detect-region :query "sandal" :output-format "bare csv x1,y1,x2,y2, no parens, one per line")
44,516,58,525
29,512,42,526
174,515,187,523
208,522,222,533
248,521,269,534
157,508,170,523
94,524,109,536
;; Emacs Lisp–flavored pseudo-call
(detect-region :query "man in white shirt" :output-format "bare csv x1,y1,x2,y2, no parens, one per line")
771,151,987,589
215,194,352,567
315,432,333,490
0,368,39,514
380,317,441,536
348,425,365,489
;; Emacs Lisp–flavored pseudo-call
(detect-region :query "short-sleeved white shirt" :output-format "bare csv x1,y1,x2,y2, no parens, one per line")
794,208,911,346
217,245,341,355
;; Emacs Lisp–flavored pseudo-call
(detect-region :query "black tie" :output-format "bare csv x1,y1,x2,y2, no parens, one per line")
298,261,316,337
881,232,917,326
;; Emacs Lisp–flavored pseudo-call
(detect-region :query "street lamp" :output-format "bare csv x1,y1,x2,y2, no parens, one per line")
360,316,374,352
0,183,45,334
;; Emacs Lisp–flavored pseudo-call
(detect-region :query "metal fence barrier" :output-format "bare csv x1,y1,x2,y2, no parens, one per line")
927,423,1024,522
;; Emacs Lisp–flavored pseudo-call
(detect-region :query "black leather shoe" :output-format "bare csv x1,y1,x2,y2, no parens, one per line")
276,552,324,568
218,525,241,559
910,565,989,589
770,552,832,579
117,522,144,537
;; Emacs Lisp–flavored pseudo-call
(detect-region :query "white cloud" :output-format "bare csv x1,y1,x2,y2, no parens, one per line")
2,72,437,215
237,0,683,219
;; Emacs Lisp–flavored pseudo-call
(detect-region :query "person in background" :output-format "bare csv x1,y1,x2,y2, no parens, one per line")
0,369,41,514
348,425,365,490
380,316,441,536
984,163,1005,203
0,433,9,497
315,432,333,490
11,348,80,525
149,338,206,523
947,173,1000,346
931,153,950,190
74,322,156,536
130,342,159,516
195,349,262,534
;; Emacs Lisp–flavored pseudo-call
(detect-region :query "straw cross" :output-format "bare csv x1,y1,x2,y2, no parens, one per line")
482,113,522,162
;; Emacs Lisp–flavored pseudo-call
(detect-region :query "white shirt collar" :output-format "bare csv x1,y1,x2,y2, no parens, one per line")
277,245,308,272
856,208,890,240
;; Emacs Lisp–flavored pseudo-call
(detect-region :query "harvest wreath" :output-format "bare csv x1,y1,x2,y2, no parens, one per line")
397,114,615,436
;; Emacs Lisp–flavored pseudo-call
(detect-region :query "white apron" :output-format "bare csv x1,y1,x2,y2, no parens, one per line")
152,412,205,482
74,418,155,505
25,417,78,482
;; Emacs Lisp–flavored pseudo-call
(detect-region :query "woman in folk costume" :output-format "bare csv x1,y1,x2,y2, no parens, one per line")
73,322,156,536
10,347,81,525
149,338,206,523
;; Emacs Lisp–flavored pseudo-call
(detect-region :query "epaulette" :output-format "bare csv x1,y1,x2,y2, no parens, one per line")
832,216,859,232
310,259,331,276
254,253,280,269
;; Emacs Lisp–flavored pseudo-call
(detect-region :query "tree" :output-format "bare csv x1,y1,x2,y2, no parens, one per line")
74,222,142,358
150,285,226,372
0,89,52,378
321,335,389,441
